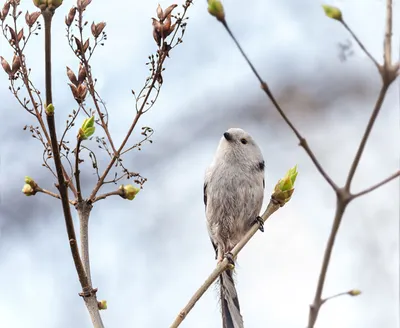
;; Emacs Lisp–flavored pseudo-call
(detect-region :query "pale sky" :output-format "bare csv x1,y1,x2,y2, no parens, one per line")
0,0,399,327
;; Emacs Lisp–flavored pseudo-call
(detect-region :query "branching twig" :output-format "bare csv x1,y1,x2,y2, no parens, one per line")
206,2,398,328
351,170,400,199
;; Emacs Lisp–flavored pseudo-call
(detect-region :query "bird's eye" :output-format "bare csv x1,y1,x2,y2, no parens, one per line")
240,138,247,144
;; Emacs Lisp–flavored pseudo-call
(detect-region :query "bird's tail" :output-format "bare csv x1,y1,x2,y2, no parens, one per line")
219,269,244,328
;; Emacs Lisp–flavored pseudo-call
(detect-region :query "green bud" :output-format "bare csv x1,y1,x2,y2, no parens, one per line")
46,103,54,115
272,165,298,205
322,5,342,21
120,184,140,200
207,0,225,22
98,300,107,310
348,289,361,296
33,0,63,11
79,116,95,140
24,176,37,188
22,183,36,196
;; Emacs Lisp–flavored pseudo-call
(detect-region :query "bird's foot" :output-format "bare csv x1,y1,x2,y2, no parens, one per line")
254,216,264,232
224,252,235,269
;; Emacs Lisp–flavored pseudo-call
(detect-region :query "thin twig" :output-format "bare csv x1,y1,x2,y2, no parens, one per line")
341,21,380,70
345,80,390,191
77,9,117,154
221,20,339,191
170,198,282,328
383,0,392,67
351,170,400,199
36,187,77,205
75,137,83,202
92,189,123,203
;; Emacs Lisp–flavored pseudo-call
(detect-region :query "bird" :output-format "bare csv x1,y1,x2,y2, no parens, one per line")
204,128,265,328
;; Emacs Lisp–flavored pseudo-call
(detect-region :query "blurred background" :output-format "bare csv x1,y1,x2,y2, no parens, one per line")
0,0,399,327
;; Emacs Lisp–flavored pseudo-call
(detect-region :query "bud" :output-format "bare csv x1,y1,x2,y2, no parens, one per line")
77,0,91,12
98,300,107,310
272,165,298,205
77,64,86,84
65,7,76,26
348,289,361,296
46,103,54,115
25,11,41,27
11,55,21,74
22,183,36,196
162,4,177,21
78,116,95,140
91,21,106,38
1,1,11,21
24,176,38,188
207,0,225,22
322,5,342,21
120,184,140,200
69,83,88,103
156,4,163,20
66,66,78,86
33,0,63,11
0,56,12,75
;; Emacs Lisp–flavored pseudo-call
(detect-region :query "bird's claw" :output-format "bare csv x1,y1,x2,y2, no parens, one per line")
254,216,264,232
224,252,235,267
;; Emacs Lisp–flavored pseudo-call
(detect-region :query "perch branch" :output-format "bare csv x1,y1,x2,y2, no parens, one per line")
170,198,282,328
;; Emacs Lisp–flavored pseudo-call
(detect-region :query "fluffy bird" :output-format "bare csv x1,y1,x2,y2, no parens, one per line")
204,128,265,328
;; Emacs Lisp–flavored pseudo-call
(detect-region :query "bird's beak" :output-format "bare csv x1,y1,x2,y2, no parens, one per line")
223,132,232,141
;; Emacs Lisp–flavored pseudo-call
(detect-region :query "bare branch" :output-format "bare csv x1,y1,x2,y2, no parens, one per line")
220,20,339,191
74,137,83,202
351,170,400,199
92,189,123,203
341,21,380,70
307,197,348,327
344,84,390,190
36,187,76,205
41,9,103,327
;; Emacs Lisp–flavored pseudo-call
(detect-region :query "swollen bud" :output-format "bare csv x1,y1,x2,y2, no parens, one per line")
78,116,95,140
207,0,225,22
348,289,362,296
322,5,342,21
22,184,36,196
24,176,38,188
98,300,107,310
272,165,298,205
46,103,54,115
120,184,140,200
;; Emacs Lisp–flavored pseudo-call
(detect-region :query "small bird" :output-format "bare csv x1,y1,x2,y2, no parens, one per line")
204,128,265,328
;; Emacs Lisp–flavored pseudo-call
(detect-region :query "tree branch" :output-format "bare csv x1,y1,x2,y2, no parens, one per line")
170,198,282,328
220,20,339,192
41,9,103,327
74,137,83,203
36,187,76,205
341,20,380,70
92,189,124,203
351,170,400,199
307,197,348,327
344,84,390,190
